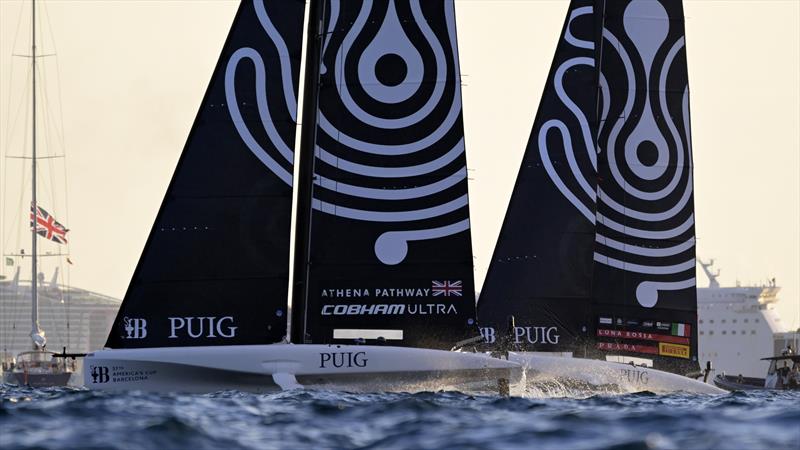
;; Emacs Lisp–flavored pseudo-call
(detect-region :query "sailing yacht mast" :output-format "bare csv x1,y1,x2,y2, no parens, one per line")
292,0,324,344
30,0,44,350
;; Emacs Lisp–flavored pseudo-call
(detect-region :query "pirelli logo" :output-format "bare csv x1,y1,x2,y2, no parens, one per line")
659,342,690,359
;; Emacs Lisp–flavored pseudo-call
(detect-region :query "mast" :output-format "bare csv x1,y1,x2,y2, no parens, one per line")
30,0,44,350
291,0,324,344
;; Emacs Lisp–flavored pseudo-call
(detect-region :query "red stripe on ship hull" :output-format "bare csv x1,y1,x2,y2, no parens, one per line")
597,329,690,345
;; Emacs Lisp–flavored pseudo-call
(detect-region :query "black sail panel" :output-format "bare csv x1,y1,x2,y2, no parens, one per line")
296,0,477,349
592,0,698,373
106,1,305,348
477,0,599,353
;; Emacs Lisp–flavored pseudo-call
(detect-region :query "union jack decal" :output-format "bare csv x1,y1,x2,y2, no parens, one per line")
30,203,69,244
432,280,462,297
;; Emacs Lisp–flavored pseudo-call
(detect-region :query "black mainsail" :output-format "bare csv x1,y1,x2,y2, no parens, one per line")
108,0,478,351
592,0,697,374
292,0,479,348
106,1,305,348
478,0,699,374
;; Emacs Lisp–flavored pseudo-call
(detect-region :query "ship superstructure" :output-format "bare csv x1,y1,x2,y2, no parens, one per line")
697,260,799,378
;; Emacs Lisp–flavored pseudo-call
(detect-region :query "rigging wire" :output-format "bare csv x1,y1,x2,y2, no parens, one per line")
42,0,73,349
1,0,73,353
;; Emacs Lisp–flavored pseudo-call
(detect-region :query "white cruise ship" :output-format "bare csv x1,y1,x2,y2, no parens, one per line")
697,260,799,378
0,268,121,383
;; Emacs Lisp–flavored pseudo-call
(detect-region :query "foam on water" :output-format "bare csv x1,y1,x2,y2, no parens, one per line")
1,385,798,450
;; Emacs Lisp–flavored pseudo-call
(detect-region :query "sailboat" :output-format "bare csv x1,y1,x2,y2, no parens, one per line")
476,0,722,394
2,0,74,387
84,0,518,393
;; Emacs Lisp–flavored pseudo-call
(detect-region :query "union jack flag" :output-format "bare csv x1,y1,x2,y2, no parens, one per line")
432,280,462,297
30,203,69,244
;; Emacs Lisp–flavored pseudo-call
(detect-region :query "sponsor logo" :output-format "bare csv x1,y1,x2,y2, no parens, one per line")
319,351,368,368
599,317,613,325
110,368,157,383
122,317,147,339
597,329,690,345
615,317,624,326
656,321,671,331
480,327,496,344
319,280,465,300
626,319,640,326
642,321,654,328
321,288,431,298
432,280,462,297
478,326,560,345
168,316,237,339
91,366,157,383
619,368,649,385
659,342,690,359
90,365,109,384
597,342,659,356
513,326,560,345
321,303,457,316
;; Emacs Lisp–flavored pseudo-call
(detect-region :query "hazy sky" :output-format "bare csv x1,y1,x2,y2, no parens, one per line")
1,0,798,329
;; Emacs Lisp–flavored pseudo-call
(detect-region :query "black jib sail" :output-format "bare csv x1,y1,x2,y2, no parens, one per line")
478,0,699,374
292,0,479,349
106,1,305,348
477,0,599,353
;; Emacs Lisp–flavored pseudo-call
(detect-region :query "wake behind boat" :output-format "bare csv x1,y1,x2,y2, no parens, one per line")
475,0,722,394
86,0,520,394
513,353,720,395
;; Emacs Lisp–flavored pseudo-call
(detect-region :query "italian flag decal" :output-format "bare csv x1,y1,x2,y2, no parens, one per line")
671,323,691,337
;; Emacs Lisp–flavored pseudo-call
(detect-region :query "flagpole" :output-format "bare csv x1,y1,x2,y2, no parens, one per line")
30,0,44,350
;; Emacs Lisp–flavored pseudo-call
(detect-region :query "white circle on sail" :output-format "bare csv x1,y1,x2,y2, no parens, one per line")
358,0,423,104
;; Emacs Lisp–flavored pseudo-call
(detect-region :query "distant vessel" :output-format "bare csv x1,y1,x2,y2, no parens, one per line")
712,354,799,391
697,259,800,378
0,269,121,384
1,0,79,387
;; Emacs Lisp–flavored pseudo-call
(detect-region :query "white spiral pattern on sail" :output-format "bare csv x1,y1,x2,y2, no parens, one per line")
225,0,298,186
225,0,469,266
540,1,695,308
538,5,598,226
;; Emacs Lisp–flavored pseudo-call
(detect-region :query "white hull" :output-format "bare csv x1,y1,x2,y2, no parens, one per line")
83,344,521,394
510,353,724,395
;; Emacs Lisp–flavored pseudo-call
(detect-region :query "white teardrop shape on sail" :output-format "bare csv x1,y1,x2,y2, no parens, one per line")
622,0,670,181
357,0,424,104
623,0,669,75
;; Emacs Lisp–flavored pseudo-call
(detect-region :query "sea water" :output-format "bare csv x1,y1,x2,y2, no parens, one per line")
1,386,798,449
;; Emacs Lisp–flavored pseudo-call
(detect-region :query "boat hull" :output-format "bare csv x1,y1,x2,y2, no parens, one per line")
4,371,72,388
83,344,521,393
712,374,799,391
509,353,724,394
